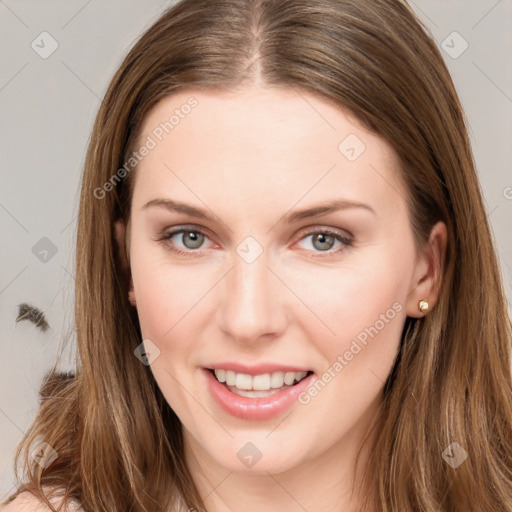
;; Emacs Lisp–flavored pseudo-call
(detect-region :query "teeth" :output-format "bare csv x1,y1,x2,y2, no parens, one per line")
215,369,226,383
229,388,284,398
284,372,296,385
235,373,253,390
213,369,309,391
226,370,236,386
253,373,270,390
270,371,284,388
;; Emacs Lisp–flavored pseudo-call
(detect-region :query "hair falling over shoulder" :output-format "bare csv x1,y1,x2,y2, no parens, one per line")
5,0,512,511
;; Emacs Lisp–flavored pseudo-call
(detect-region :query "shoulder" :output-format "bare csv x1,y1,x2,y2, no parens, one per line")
1,491,83,512
0,492,52,511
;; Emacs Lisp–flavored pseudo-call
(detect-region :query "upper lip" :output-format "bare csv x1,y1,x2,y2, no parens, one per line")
204,362,313,375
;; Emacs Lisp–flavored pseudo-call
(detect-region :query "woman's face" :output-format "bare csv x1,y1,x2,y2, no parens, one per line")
122,86,435,477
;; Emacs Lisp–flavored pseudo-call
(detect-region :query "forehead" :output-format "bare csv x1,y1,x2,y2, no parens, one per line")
132,86,407,217
139,86,375,154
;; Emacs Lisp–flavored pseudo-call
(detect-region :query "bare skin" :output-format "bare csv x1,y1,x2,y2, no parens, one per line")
116,85,447,512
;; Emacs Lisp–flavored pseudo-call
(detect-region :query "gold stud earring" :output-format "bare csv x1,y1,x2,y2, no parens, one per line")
418,299,429,313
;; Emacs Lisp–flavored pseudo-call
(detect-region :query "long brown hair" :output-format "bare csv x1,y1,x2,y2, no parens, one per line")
6,0,512,510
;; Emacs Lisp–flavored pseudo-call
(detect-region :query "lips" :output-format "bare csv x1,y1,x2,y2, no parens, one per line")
202,365,315,420
204,362,312,376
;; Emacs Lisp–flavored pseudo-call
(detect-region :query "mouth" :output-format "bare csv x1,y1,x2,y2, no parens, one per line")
206,368,314,398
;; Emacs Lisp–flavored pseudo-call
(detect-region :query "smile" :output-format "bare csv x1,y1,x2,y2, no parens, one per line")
203,367,315,420
212,368,311,396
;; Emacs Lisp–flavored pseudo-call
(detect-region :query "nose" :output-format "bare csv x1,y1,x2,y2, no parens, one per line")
216,247,288,345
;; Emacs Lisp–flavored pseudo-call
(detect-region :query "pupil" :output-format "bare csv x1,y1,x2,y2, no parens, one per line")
184,231,203,249
315,233,333,251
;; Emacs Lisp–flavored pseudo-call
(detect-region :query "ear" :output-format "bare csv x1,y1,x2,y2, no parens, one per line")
114,219,136,306
406,221,447,318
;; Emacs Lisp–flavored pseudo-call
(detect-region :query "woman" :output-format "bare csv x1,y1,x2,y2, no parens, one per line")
3,0,512,510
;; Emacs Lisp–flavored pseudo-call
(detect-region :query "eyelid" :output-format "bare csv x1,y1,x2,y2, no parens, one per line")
295,224,354,242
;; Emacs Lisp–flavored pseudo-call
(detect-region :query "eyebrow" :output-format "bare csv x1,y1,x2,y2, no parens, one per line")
142,198,375,223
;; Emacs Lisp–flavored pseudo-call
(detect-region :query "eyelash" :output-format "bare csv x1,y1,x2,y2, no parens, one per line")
156,225,354,257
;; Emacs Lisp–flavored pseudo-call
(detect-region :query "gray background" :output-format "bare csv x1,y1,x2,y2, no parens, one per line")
1,0,511,499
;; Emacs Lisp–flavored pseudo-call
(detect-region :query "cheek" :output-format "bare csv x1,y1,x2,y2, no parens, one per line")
129,244,220,354
292,255,410,418
294,252,411,337
285,243,414,388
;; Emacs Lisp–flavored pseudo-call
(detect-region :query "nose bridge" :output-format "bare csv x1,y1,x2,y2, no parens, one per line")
216,245,287,343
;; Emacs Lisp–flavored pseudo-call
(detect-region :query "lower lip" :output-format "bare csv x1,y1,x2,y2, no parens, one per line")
203,368,314,421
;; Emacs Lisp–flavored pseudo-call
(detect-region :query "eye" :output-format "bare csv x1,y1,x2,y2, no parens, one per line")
157,226,212,255
296,228,353,255
156,226,353,257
